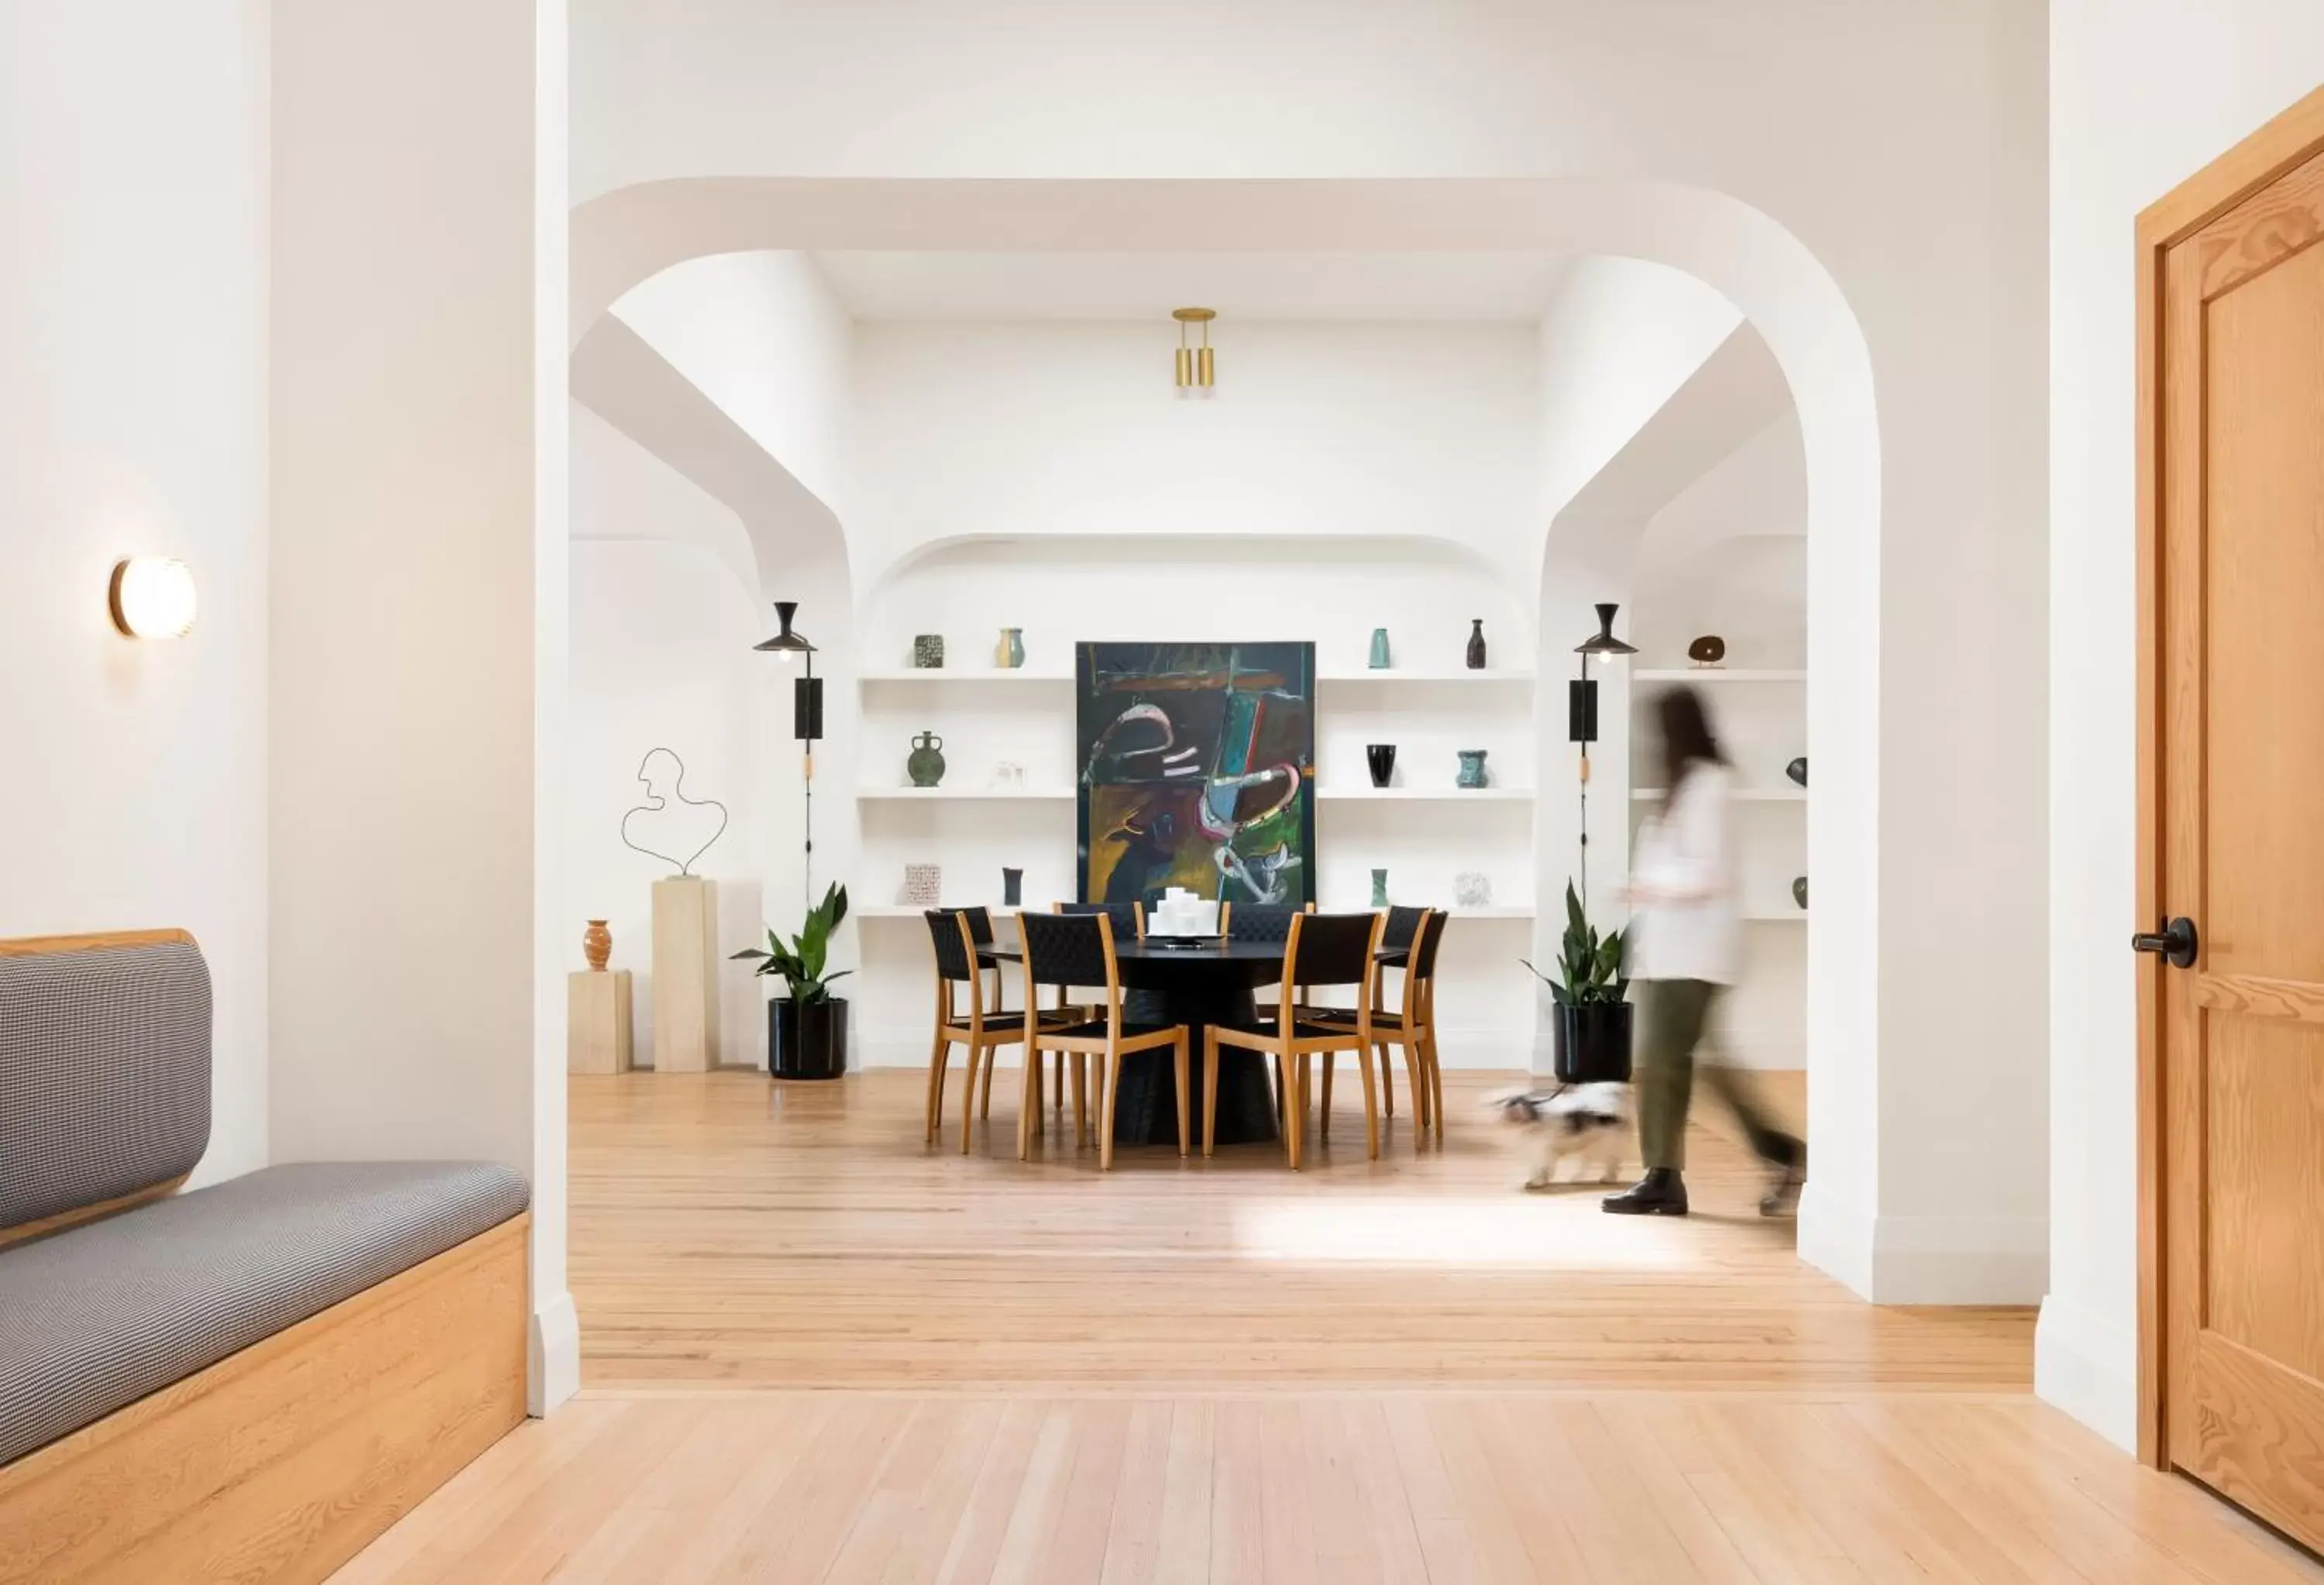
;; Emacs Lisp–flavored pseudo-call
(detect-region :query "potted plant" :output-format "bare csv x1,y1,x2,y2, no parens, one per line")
734,882,851,1080
1523,882,1632,1084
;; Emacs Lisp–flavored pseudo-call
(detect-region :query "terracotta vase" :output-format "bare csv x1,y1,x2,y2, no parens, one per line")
582,919,613,972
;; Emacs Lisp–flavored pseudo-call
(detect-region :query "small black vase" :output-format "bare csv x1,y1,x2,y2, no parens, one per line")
1466,619,1487,669
1366,744,1397,789
1786,756,1808,788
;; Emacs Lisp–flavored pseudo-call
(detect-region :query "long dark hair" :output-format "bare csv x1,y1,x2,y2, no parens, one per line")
1654,686,1728,813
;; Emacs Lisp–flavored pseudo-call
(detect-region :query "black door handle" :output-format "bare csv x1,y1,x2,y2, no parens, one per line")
2131,916,2199,969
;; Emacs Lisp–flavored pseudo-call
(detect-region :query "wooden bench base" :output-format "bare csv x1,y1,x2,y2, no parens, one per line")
0,1213,529,1584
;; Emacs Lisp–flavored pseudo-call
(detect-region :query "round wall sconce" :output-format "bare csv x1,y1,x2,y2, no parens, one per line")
108,557,199,639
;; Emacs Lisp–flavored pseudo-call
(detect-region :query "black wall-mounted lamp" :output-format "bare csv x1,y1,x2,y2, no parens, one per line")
753,600,821,905
1569,602,1638,903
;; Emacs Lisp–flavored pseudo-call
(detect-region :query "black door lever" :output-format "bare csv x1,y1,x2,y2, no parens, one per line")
2131,916,2199,969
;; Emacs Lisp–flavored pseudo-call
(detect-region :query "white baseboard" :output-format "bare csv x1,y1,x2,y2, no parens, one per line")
529,1289,580,1417
2034,1294,2137,1453
1796,1182,1875,1298
1796,1194,2044,1306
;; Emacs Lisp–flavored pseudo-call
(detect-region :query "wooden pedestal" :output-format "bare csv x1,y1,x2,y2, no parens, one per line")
651,877,720,1072
567,970,634,1074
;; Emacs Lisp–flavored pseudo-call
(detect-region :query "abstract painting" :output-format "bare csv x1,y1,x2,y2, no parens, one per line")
1077,642,1315,908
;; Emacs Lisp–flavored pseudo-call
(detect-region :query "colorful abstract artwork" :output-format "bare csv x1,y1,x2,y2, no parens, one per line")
1076,642,1315,908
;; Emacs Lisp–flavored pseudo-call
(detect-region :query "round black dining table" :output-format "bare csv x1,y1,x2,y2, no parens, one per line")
979,938,1292,1147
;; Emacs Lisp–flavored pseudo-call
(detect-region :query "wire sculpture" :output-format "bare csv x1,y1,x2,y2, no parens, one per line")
618,747,729,877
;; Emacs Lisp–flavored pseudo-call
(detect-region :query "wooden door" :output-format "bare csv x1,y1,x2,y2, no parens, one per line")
2142,88,2324,1552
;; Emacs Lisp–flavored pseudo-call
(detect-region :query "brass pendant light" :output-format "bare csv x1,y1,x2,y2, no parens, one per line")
1172,307,1216,389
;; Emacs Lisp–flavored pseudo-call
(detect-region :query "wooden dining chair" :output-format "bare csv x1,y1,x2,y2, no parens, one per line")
1221,900,1315,1120
924,909,1079,1154
1047,902,1142,1114
1205,911,1385,1167
1317,908,1442,1148
1016,911,1190,1169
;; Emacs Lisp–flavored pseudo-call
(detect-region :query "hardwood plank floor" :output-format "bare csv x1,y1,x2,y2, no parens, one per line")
565,1068,2026,1392
329,1068,2324,1580
332,1391,2322,1583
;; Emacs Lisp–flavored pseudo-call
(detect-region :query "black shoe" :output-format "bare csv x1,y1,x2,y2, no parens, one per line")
1759,1139,1805,1217
1604,1168,1689,1216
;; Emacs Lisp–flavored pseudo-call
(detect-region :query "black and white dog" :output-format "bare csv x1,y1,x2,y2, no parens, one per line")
1491,1083,1633,1189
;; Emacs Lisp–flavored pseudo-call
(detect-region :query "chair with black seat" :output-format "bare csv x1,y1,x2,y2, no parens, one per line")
924,909,1079,1154
1047,902,1140,1113
1221,900,1314,1119
1015,910,1190,1169
1205,911,1385,1167
1317,908,1442,1148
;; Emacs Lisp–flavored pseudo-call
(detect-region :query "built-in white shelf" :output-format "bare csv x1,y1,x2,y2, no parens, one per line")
857,786,1074,802
858,669,1072,686
1631,786,1807,803
1744,910,1809,923
1318,669,1535,684
1631,668,1806,684
1318,786,1535,802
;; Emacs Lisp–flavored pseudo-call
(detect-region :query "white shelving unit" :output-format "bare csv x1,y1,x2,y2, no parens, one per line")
858,786,1074,801
858,669,1073,686
1318,786,1534,802
1631,786,1805,803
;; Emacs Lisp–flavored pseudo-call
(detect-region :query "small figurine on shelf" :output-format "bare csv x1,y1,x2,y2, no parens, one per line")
1002,867,1024,906
912,634,945,669
996,627,1026,669
1457,748,1490,789
1368,627,1391,669
1455,872,1492,907
1371,868,1391,907
1687,634,1728,669
1466,619,1488,670
1366,744,1397,789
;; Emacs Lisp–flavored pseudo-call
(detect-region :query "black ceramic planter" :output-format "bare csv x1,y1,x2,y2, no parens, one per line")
1552,999,1633,1085
769,995,849,1080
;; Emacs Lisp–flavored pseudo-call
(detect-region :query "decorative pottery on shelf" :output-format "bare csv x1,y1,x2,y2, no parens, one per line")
1465,619,1488,670
905,864,942,907
907,731,947,787
912,634,944,669
581,919,613,972
1366,744,1397,789
1371,868,1391,908
1687,634,1728,668
1792,875,1809,910
1454,872,1491,907
1456,748,1490,789
1786,756,1808,788
1368,627,1391,669
997,627,1025,669
991,761,1025,789
1002,867,1024,906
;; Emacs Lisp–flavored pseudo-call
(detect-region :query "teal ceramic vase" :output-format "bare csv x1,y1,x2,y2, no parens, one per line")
1371,868,1390,907
998,627,1025,669
1368,627,1391,669
1456,748,1489,789
908,731,947,788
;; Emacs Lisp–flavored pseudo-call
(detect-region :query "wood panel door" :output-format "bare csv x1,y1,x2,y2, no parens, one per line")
2144,93,2324,1553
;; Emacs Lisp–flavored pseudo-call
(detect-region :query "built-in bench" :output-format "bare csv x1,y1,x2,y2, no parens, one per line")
0,931,531,1583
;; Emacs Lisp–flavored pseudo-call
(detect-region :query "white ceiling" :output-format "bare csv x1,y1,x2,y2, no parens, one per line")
811,251,1573,322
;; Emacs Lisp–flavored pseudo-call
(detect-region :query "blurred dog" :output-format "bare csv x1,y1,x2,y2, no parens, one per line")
1491,1083,1633,1189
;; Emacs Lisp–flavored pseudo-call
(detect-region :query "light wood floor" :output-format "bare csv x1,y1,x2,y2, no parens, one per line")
329,1068,2323,1582
564,1068,2027,1393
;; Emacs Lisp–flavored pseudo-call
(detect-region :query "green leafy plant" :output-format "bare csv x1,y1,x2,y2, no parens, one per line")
732,882,852,1004
1521,882,1628,1006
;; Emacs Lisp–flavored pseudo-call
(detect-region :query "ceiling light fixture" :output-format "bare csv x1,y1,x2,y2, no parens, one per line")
108,557,198,639
1173,307,1216,390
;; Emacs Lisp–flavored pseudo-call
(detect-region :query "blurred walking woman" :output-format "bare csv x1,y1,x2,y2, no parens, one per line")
1605,686,1804,1217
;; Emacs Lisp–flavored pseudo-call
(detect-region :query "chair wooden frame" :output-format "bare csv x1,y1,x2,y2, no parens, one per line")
1016,911,1189,1170
1205,911,1386,1167
1315,909,1444,1149
1040,902,1142,1115
926,909,1064,1154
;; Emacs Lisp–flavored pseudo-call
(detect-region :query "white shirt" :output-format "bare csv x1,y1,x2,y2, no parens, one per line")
1625,762,1741,985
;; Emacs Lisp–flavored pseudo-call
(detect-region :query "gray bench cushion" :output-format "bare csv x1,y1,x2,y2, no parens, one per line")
0,1160,528,1466
0,938,211,1230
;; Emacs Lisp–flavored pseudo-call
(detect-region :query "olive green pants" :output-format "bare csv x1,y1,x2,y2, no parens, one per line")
1635,978,1794,1173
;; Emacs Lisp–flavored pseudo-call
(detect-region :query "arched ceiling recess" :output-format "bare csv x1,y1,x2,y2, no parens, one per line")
569,313,848,610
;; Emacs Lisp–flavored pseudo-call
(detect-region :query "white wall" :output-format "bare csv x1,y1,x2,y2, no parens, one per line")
270,0,575,1413
572,0,2051,1304
0,0,271,1188
569,407,769,1068
2043,2,2324,1451
847,320,1542,590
